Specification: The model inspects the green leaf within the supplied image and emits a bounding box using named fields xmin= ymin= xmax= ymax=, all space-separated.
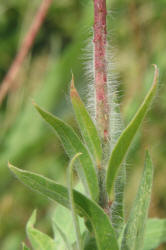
xmin=22 ymin=243 xmax=30 ymax=250
xmin=83 ymin=232 xmax=97 ymax=250
xmin=111 ymin=164 xmax=126 ymax=235
xmin=33 ymin=103 xmax=99 ymax=201
xmin=70 ymin=76 xmax=102 ymax=167
xmin=52 ymin=203 xmax=85 ymax=248
xmin=9 ymin=164 xmax=119 ymax=250
xmin=144 ymin=218 xmax=166 ymax=250
xmin=26 ymin=210 xmax=56 ymax=250
xmin=106 ymin=65 xmax=158 ymax=196
xmin=110 ymin=106 xmax=126 ymax=235
xmin=52 ymin=221 xmax=72 ymax=250
xmin=121 ymin=151 xmax=153 ymax=250
xmin=68 ymin=153 xmax=83 ymax=250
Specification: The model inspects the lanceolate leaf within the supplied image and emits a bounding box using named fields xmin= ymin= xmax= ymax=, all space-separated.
xmin=26 ymin=210 xmax=56 ymax=250
xmin=70 ymin=76 xmax=102 ymax=167
xmin=121 ymin=152 xmax=153 ymax=250
xmin=9 ymin=164 xmax=119 ymax=250
xmin=68 ymin=153 xmax=83 ymax=250
xmin=106 ymin=66 xmax=158 ymax=196
xmin=144 ymin=218 xmax=166 ymax=250
xmin=33 ymin=103 xmax=99 ymax=201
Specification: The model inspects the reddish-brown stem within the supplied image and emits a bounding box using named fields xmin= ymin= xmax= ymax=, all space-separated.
xmin=93 ymin=0 xmax=109 ymax=143
xmin=0 ymin=0 xmax=53 ymax=105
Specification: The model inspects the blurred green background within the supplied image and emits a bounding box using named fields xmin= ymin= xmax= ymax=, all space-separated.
xmin=0 ymin=0 xmax=165 ymax=249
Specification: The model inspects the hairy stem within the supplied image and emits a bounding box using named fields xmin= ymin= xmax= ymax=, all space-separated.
xmin=0 ymin=0 xmax=53 ymax=105
xmin=93 ymin=0 xmax=109 ymax=143
xmin=93 ymin=0 xmax=110 ymax=211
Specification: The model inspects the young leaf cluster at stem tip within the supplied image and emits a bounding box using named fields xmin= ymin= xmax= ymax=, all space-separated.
xmin=8 ymin=63 xmax=166 ymax=250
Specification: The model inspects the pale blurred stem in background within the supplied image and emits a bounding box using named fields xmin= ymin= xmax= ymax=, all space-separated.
xmin=93 ymin=0 xmax=110 ymax=210
xmin=0 ymin=0 xmax=53 ymax=106
xmin=93 ymin=0 xmax=109 ymax=144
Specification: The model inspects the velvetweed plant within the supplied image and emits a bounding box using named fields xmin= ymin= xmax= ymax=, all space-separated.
xmin=8 ymin=0 xmax=166 ymax=250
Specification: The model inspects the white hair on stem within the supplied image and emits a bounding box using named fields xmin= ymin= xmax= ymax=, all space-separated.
xmin=81 ymin=9 xmax=128 ymax=232
xmin=82 ymin=26 xmax=123 ymax=157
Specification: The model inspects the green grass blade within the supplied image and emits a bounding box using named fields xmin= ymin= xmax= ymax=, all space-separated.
xmin=121 ymin=151 xmax=153 ymax=250
xmin=52 ymin=222 xmax=72 ymax=250
xmin=22 ymin=243 xmax=30 ymax=250
xmin=70 ymin=77 xmax=102 ymax=168
xmin=9 ymin=164 xmax=119 ymax=250
xmin=143 ymin=218 xmax=166 ymax=250
xmin=26 ymin=210 xmax=56 ymax=250
xmin=106 ymin=65 xmax=158 ymax=196
xmin=68 ymin=153 xmax=83 ymax=250
xmin=33 ymin=103 xmax=99 ymax=201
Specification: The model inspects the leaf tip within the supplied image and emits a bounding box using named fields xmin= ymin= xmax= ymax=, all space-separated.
xmin=152 ymin=64 xmax=159 ymax=87
xmin=8 ymin=162 xmax=24 ymax=178
xmin=8 ymin=161 xmax=15 ymax=171
xmin=32 ymin=102 xmax=43 ymax=116
xmin=27 ymin=209 xmax=37 ymax=229
xmin=32 ymin=101 xmax=39 ymax=110
xmin=69 ymin=152 xmax=83 ymax=170
xmin=70 ymin=74 xmax=79 ymax=99
xmin=71 ymin=73 xmax=75 ymax=89
xmin=31 ymin=209 xmax=37 ymax=221
xmin=31 ymin=99 xmax=36 ymax=106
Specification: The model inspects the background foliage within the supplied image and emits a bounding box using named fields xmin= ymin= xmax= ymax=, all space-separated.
xmin=0 ymin=0 xmax=165 ymax=249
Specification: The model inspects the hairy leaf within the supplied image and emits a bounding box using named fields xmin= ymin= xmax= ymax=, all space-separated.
xmin=144 ymin=218 xmax=166 ymax=250
xmin=70 ymin=77 xmax=102 ymax=167
xmin=33 ymin=103 xmax=99 ymax=201
xmin=9 ymin=164 xmax=119 ymax=250
xmin=111 ymin=164 xmax=126 ymax=236
xmin=121 ymin=152 xmax=153 ymax=250
xmin=106 ymin=65 xmax=158 ymax=196
xmin=26 ymin=210 xmax=56 ymax=250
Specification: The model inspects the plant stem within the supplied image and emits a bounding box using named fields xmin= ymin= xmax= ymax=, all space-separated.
xmin=93 ymin=0 xmax=110 ymax=212
xmin=0 ymin=0 xmax=53 ymax=106
xmin=93 ymin=0 xmax=109 ymax=143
